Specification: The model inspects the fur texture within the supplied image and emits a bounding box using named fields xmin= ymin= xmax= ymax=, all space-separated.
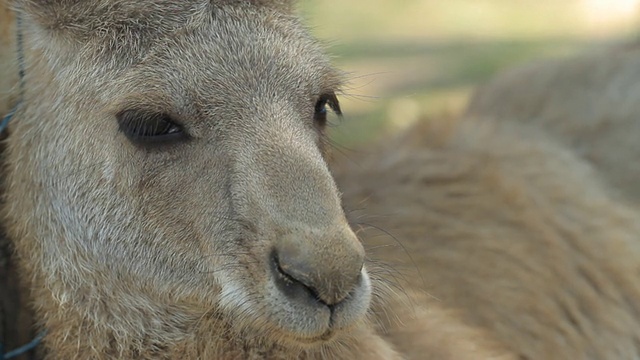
xmin=465 ymin=42 xmax=640 ymax=205
xmin=336 ymin=116 xmax=640 ymax=359
xmin=0 ymin=0 xmax=511 ymax=359
xmin=2 ymin=0 xmax=640 ymax=359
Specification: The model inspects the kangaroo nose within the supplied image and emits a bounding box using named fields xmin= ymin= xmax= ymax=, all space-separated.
xmin=271 ymin=228 xmax=365 ymax=306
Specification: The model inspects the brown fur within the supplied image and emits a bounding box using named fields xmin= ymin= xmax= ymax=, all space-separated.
xmin=0 ymin=0 xmax=512 ymax=359
xmin=336 ymin=116 xmax=640 ymax=359
xmin=3 ymin=0 xmax=640 ymax=359
xmin=465 ymin=43 xmax=640 ymax=205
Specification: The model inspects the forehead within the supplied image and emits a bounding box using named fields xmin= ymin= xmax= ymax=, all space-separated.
xmin=112 ymin=6 xmax=343 ymax=108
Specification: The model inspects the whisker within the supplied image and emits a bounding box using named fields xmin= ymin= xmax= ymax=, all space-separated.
xmin=352 ymin=220 xmax=429 ymax=296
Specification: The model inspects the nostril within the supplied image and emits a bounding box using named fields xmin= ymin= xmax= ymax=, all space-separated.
xmin=271 ymin=228 xmax=365 ymax=307
xmin=272 ymin=252 xmax=327 ymax=306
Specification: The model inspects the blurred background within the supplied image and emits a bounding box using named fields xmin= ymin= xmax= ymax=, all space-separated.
xmin=297 ymin=0 xmax=640 ymax=148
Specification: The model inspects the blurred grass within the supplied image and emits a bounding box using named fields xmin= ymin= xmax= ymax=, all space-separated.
xmin=297 ymin=0 xmax=640 ymax=148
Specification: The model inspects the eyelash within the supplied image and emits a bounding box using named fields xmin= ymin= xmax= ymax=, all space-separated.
xmin=314 ymin=93 xmax=342 ymax=127
xmin=116 ymin=110 xmax=187 ymax=145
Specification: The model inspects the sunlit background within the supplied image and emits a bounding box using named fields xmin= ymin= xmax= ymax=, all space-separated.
xmin=298 ymin=0 xmax=640 ymax=147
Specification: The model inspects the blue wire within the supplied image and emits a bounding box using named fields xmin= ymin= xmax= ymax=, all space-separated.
xmin=2 ymin=331 xmax=46 ymax=359
xmin=0 ymin=106 xmax=16 ymax=134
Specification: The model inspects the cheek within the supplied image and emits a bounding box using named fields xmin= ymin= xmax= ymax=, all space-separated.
xmin=132 ymin=155 xmax=235 ymax=255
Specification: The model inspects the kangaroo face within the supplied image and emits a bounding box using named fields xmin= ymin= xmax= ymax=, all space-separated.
xmin=5 ymin=2 xmax=370 ymax=348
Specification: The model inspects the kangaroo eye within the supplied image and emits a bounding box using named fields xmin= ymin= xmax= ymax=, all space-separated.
xmin=117 ymin=110 xmax=187 ymax=145
xmin=314 ymin=93 xmax=342 ymax=127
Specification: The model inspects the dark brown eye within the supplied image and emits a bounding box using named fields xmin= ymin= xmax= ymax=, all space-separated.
xmin=116 ymin=110 xmax=187 ymax=145
xmin=314 ymin=93 xmax=342 ymax=127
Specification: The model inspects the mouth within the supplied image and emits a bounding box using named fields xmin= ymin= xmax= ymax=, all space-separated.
xmin=217 ymin=257 xmax=372 ymax=348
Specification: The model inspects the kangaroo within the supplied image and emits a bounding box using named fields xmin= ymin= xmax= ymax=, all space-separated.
xmin=2 ymin=0 xmax=640 ymax=359
xmin=0 ymin=0 xmax=512 ymax=359
xmin=465 ymin=42 xmax=640 ymax=205
xmin=335 ymin=116 xmax=640 ymax=359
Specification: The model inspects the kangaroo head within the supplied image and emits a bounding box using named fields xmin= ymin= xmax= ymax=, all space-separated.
xmin=4 ymin=0 xmax=371 ymax=350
